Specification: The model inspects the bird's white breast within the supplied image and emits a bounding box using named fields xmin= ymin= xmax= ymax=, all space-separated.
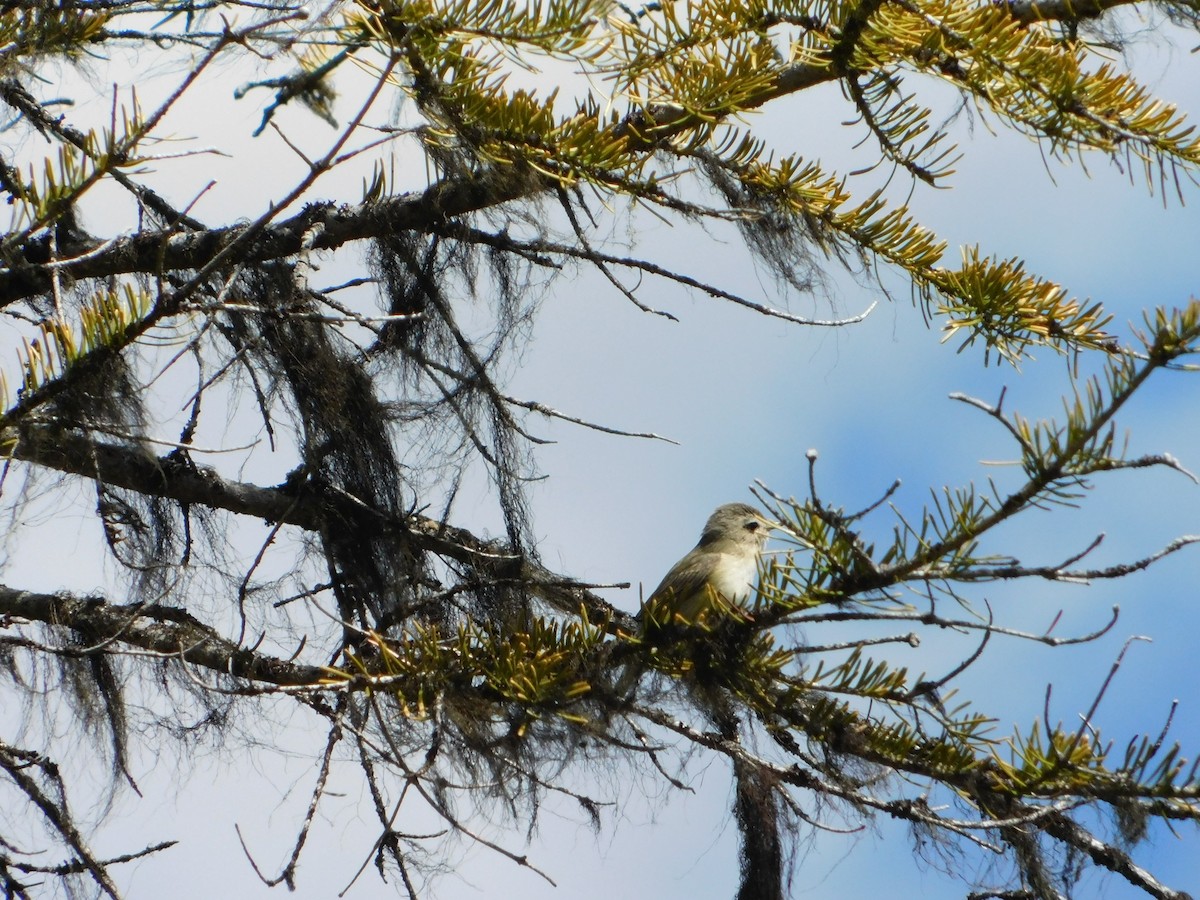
xmin=710 ymin=551 xmax=758 ymax=602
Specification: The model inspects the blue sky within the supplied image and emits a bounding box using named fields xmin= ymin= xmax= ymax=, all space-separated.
xmin=4 ymin=10 xmax=1198 ymax=900
xmin=498 ymin=27 xmax=1200 ymax=900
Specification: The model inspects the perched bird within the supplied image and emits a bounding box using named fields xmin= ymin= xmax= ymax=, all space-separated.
xmin=643 ymin=502 xmax=773 ymax=624
xmin=638 ymin=502 xmax=784 ymax=900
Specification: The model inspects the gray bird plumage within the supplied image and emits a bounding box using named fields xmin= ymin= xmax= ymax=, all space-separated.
xmin=645 ymin=502 xmax=771 ymax=622
xmin=636 ymin=502 xmax=783 ymax=900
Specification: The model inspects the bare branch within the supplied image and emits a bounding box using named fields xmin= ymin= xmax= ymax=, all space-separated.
xmin=5 ymin=426 xmax=634 ymax=628
xmin=0 ymin=742 xmax=124 ymax=899
xmin=0 ymin=585 xmax=328 ymax=686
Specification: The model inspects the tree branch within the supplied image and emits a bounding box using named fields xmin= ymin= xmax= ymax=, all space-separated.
xmin=1001 ymin=0 xmax=1143 ymax=24
xmin=0 ymin=168 xmax=544 ymax=308
xmin=7 ymin=425 xmax=634 ymax=629
xmin=0 ymin=0 xmax=1152 ymax=308
xmin=0 ymin=585 xmax=327 ymax=686
xmin=0 ymin=741 xmax=124 ymax=900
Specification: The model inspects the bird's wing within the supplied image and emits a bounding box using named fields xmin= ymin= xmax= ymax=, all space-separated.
xmin=647 ymin=555 xmax=707 ymax=603
xmin=645 ymin=549 xmax=719 ymax=620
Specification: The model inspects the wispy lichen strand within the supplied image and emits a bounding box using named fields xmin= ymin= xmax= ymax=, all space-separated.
xmin=347 ymin=0 xmax=1196 ymax=365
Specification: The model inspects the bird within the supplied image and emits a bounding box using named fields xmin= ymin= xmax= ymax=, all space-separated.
xmin=642 ymin=502 xmax=773 ymax=625
xmin=636 ymin=503 xmax=785 ymax=900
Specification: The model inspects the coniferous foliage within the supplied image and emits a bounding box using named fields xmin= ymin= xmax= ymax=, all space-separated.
xmin=0 ymin=2 xmax=1197 ymax=899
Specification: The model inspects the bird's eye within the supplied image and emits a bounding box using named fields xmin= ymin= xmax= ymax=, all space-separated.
xmin=746 ymin=520 xmax=760 ymax=531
